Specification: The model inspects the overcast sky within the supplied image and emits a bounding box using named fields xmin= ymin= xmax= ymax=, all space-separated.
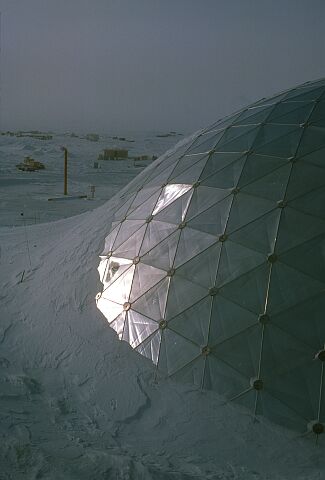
xmin=1 ymin=0 xmax=324 ymax=133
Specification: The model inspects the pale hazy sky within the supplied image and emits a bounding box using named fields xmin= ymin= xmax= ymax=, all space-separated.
xmin=1 ymin=0 xmax=324 ymax=133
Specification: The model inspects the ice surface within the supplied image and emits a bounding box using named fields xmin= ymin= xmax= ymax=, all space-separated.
xmin=0 ymin=132 xmax=324 ymax=479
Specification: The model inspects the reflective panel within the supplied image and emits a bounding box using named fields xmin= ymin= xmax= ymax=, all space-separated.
xmin=97 ymin=78 xmax=325 ymax=433
xmin=153 ymin=184 xmax=192 ymax=215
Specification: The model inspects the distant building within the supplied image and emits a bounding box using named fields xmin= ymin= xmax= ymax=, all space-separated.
xmin=86 ymin=133 xmax=99 ymax=142
xmin=16 ymin=132 xmax=53 ymax=140
xmin=98 ymin=149 xmax=128 ymax=160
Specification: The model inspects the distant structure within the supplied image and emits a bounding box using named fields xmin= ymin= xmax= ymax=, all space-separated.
xmin=16 ymin=132 xmax=53 ymax=140
xmin=86 ymin=133 xmax=99 ymax=142
xmin=98 ymin=148 xmax=128 ymax=160
xmin=156 ymin=131 xmax=182 ymax=138
xmin=1 ymin=131 xmax=53 ymax=140
xmin=133 ymin=155 xmax=150 ymax=161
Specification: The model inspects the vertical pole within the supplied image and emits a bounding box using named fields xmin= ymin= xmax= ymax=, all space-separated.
xmin=0 ymin=12 xmax=2 ymax=133
xmin=64 ymin=147 xmax=68 ymax=195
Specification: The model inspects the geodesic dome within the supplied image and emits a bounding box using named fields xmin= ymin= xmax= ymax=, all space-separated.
xmin=96 ymin=78 xmax=325 ymax=434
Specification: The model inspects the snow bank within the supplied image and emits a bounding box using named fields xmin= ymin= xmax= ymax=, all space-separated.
xmin=0 ymin=181 xmax=324 ymax=479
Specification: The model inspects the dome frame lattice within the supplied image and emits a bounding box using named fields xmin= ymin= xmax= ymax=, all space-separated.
xmin=96 ymin=79 xmax=325 ymax=435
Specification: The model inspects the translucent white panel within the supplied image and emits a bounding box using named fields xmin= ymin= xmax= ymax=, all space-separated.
xmin=214 ymin=125 xmax=259 ymax=152
xmin=113 ymin=193 xmax=137 ymax=221
xmin=249 ymin=90 xmax=300 ymax=109
xmin=170 ymin=152 xmax=208 ymax=180
xmin=200 ymin=151 xmax=245 ymax=180
xmin=211 ymin=325 xmax=261 ymax=378
xmin=101 ymin=225 xmax=120 ymax=255
xmin=267 ymin=262 xmax=325 ymax=316
xmin=201 ymin=111 xmax=241 ymax=134
xmin=174 ymin=242 xmax=222 ymax=289
xmin=238 ymin=153 xmax=288 ymax=188
xmin=127 ymin=190 xmax=161 ymax=220
xmin=217 ymin=241 xmax=266 ymax=287
xmin=201 ymin=156 xmax=246 ymax=189
xmin=226 ymin=193 xmax=275 ymax=233
xmin=290 ymin=185 xmax=325 ymax=219
xmin=188 ymin=196 xmax=232 ymax=237
xmin=129 ymin=186 xmax=161 ymax=213
xmin=256 ymin=390 xmax=307 ymax=433
xmin=217 ymin=125 xmax=258 ymax=147
xmin=233 ymin=105 xmax=273 ymax=126
xmin=123 ymin=311 xmax=159 ymax=349
xmin=153 ymin=184 xmax=192 ymax=215
xmin=132 ymin=278 xmax=170 ymax=320
xmin=140 ymin=220 xmax=177 ymax=255
xmin=169 ymin=156 xmax=208 ymax=184
xmin=174 ymin=227 xmax=216 ymax=267
xmin=261 ymin=326 xmax=319 ymax=420
xmin=300 ymin=145 xmax=325 ymax=168
xmin=165 ymin=275 xmax=207 ymax=319
xmin=98 ymin=256 xmax=132 ymax=292
xmin=268 ymin=101 xmax=314 ymax=125
xmin=168 ymin=296 xmax=212 ymax=346
xmin=283 ymin=85 xmax=325 ymax=102
xmin=309 ymin=99 xmax=325 ymax=128
xmin=280 ymin=234 xmax=325 ymax=283
xmin=153 ymin=191 xmax=194 ymax=225
xmin=220 ymin=263 xmax=270 ymax=315
xmin=285 ymin=161 xmax=325 ymax=201
xmin=143 ymin=154 xmax=184 ymax=188
xmin=276 ymin=206 xmax=325 ymax=253
xmin=113 ymin=220 xmax=145 ymax=250
xmin=141 ymin=230 xmax=180 ymax=271
xmin=272 ymin=293 xmax=325 ymax=350
xmin=130 ymin=263 xmax=166 ymax=302
xmin=170 ymin=355 xmax=206 ymax=387
xmin=296 ymin=125 xmax=325 ymax=157
xmin=145 ymin=164 xmax=176 ymax=189
xmin=158 ymin=329 xmax=201 ymax=375
xmin=186 ymin=185 xmax=231 ymax=220
xmin=253 ymin=127 xmax=303 ymax=158
xmin=242 ymin=163 xmax=291 ymax=201
xmin=209 ymin=296 xmax=257 ymax=346
xmin=135 ymin=330 xmax=162 ymax=365
xmin=109 ymin=313 xmax=126 ymax=340
xmin=203 ymin=354 xmax=249 ymax=397
xmin=114 ymin=225 xmax=147 ymax=259
xmin=185 ymin=129 xmax=224 ymax=154
xmin=102 ymin=265 xmax=135 ymax=305
xmin=96 ymin=297 xmax=124 ymax=324
xmin=229 ymin=208 xmax=281 ymax=254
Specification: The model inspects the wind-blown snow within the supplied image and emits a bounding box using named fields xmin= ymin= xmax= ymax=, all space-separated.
xmin=0 ymin=135 xmax=324 ymax=479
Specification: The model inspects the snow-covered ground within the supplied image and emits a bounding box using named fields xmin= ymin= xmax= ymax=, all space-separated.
xmin=0 ymin=132 xmax=180 ymax=227
xmin=0 ymin=133 xmax=324 ymax=479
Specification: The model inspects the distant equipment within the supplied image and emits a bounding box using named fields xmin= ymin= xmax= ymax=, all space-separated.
xmin=16 ymin=156 xmax=45 ymax=172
